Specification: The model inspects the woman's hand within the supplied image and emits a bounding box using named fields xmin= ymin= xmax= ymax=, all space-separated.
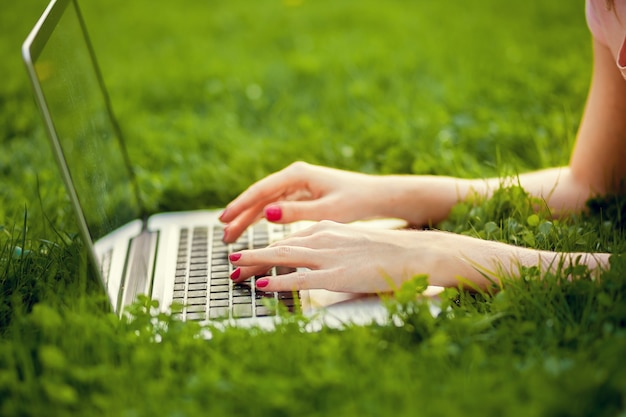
xmin=228 ymin=220 xmax=610 ymax=293
xmin=228 ymin=220 xmax=476 ymax=293
xmin=219 ymin=162 xmax=387 ymax=243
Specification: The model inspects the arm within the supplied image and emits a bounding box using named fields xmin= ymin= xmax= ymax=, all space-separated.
xmin=226 ymin=39 xmax=626 ymax=292
xmin=229 ymin=223 xmax=610 ymax=292
xmin=222 ymin=39 xmax=626 ymax=239
xmin=376 ymin=38 xmax=626 ymax=227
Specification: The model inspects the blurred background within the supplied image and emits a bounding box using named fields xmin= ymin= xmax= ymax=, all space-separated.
xmin=1 ymin=0 xmax=590 ymax=238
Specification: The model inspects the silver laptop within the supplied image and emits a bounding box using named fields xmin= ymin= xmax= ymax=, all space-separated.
xmin=22 ymin=0 xmax=440 ymax=328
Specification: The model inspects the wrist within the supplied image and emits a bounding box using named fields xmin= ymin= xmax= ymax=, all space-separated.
xmin=372 ymin=176 xmax=478 ymax=226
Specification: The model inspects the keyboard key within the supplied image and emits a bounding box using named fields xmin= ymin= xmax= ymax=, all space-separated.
xmin=210 ymin=278 xmax=229 ymax=286
xmin=188 ymin=276 xmax=208 ymax=285
xmin=186 ymin=304 xmax=207 ymax=313
xmin=211 ymin=264 xmax=229 ymax=272
xmin=278 ymin=291 xmax=297 ymax=300
xmin=209 ymin=299 xmax=228 ymax=308
xmin=209 ymin=307 xmax=229 ymax=319
xmin=186 ymin=297 xmax=207 ymax=306
xmin=232 ymin=285 xmax=251 ymax=297
xmin=256 ymin=305 xmax=273 ymax=317
xmin=190 ymin=263 xmax=208 ymax=271
xmin=187 ymin=312 xmax=206 ymax=321
xmin=210 ymin=292 xmax=229 ymax=300
xmin=255 ymin=291 xmax=274 ymax=300
xmin=188 ymin=283 xmax=207 ymax=291
xmin=187 ymin=290 xmax=207 ymax=299
xmin=210 ymin=284 xmax=229 ymax=293
xmin=276 ymin=266 xmax=297 ymax=275
xmin=189 ymin=269 xmax=208 ymax=278
xmin=233 ymin=304 xmax=252 ymax=318
xmin=232 ymin=296 xmax=252 ymax=305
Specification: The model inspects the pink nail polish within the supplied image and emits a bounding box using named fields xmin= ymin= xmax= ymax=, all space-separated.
xmin=229 ymin=253 xmax=241 ymax=262
xmin=230 ymin=268 xmax=241 ymax=280
xmin=265 ymin=205 xmax=282 ymax=222
xmin=256 ymin=278 xmax=269 ymax=288
xmin=219 ymin=208 xmax=229 ymax=221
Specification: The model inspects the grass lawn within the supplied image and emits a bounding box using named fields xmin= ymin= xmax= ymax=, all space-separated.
xmin=1 ymin=0 xmax=625 ymax=415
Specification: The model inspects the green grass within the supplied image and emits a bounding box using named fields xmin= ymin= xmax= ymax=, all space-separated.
xmin=1 ymin=0 xmax=625 ymax=415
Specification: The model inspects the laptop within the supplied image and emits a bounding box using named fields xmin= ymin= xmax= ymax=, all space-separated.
xmin=22 ymin=0 xmax=441 ymax=329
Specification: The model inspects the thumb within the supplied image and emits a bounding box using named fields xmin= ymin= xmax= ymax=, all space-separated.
xmin=264 ymin=199 xmax=334 ymax=223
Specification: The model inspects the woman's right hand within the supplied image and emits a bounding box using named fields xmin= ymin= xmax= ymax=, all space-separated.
xmin=219 ymin=161 xmax=387 ymax=243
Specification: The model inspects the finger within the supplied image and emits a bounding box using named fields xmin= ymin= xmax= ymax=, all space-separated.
xmin=219 ymin=166 xmax=307 ymax=223
xmin=262 ymin=197 xmax=340 ymax=224
xmin=229 ymin=265 xmax=272 ymax=282
xmin=230 ymin=246 xmax=320 ymax=270
xmin=255 ymin=269 xmax=332 ymax=292
xmin=220 ymin=187 xmax=283 ymax=223
xmin=224 ymin=189 xmax=323 ymax=241
xmin=222 ymin=201 xmax=267 ymax=243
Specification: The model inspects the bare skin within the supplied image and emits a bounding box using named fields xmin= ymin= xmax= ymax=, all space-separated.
xmin=220 ymin=38 xmax=626 ymax=293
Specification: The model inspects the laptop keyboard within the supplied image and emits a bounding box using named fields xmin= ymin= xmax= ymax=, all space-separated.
xmin=172 ymin=222 xmax=299 ymax=321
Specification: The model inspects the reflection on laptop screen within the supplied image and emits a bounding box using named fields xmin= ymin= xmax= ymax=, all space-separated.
xmin=28 ymin=0 xmax=141 ymax=241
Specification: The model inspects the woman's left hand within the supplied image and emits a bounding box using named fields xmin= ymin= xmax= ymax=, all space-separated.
xmin=228 ymin=220 xmax=462 ymax=293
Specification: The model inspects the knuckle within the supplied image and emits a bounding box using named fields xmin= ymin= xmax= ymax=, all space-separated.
xmin=293 ymin=270 xmax=309 ymax=289
xmin=246 ymin=181 xmax=267 ymax=199
xmin=315 ymin=220 xmax=336 ymax=230
xmin=288 ymin=161 xmax=309 ymax=174
xmin=275 ymin=245 xmax=292 ymax=259
xmin=308 ymin=227 xmax=339 ymax=243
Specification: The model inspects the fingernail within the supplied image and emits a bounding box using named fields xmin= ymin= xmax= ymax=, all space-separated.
xmin=219 ymin=208 xmax=228 ymax=221
xmin=229 ymin=253 xmax=241 ymax=262
xmin=230 ymin=267 xmax=241 ymax=280
xmin=256 ymin=278 xmax=269 ymax=288
xmin=265 ymin=205 xmax=282 ymax=222
xmin=222 ymin=226 xmax=229 ymax=242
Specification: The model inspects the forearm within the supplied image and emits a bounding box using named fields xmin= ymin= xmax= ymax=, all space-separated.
xmin=420 ymin=231 xmax=609 ymax=288
xmin=372 ymin=166 xmax=594 ymax=226
xmin=378 ymin=38 xmax=626 ymax=228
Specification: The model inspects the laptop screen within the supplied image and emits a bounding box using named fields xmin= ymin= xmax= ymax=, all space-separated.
xmin=23 ymin=0 xmax=143 ymax=241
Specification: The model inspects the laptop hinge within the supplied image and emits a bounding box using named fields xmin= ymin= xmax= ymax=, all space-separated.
xmin=118 ymin=229 xmax=159 ymax=314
